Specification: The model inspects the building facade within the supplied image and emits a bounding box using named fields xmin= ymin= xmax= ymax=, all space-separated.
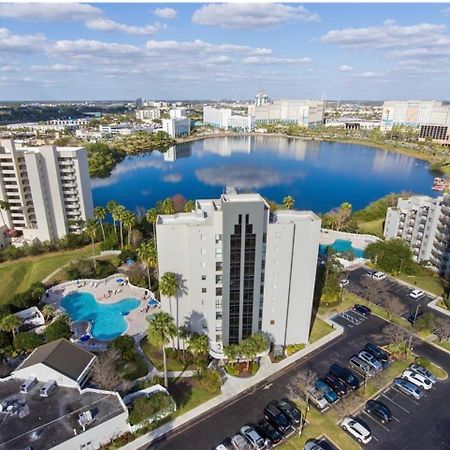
xmin=161 ymin=117 xmax=191 ymax=137
xmin=135 ymin=108 xmax=161 ymax=121
xmin=156 ymin=188 xmax=321 ymax=354
xmin=0 ymin=140 xmax=94 ymax=242
xmin=248 ymin=100 xmax=324 ymax=127
xmin=203 ymin=106 xmax=255 ymax=131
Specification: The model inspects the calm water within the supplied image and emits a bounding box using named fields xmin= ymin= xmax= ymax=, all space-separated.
xmin=61 ymin=291 xmax=140 ymax=341
xmin=92 ymin=136 xmax=438 ymax=213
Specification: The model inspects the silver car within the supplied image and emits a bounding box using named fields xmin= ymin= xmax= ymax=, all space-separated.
xmin=410 ymin=363 xmax=437 ymax=384
xmin=358 ymin=350 xmax=382 ymax=371
xmin=240 ymin=426 xmax=267 ymax=450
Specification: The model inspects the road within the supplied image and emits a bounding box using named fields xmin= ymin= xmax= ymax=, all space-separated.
xmin=147 ymin=314 xmax=450 ymax=450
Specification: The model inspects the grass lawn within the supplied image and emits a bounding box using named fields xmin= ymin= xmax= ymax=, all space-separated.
xmin=396 ymin=273 xmax=445 ymax=297
xmin=0 ymin=245 xmax=95 ymax=304
xmin=357 ymin=218 xmax=384 ymax=237
xmin=437 ymin=340 xmax=450 ymax=353
xmin=309 ymin=317 xmax=334 ymax=343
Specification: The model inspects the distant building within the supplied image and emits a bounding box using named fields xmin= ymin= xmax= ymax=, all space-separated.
xmin=136 ymin=97 xmax=145 ymax=107
xmin=255 ymin=91 xmax=269 ymax=107
xmin=135 ymin=108 xmax=161 ymax=122
xmin=0 ymin=140 xmax=94 ymax=243
xmin=169 ymin=108 xmax=188 ymax=119
xmin=156 ymin=187 xmax=320 ymax=355
xmin=203 ymin=106 xmax=255 ymax=131
xmin=325 ymin=118 xmax=380 ymax=130
xmin=162 ymin=117 xmax=191 ymax=137
xmin=248 ymin=100 xmax=324 ymax=127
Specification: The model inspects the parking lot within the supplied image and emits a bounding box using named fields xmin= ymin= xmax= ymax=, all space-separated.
xmin=331 ymin=307 xmax=371 ymax=329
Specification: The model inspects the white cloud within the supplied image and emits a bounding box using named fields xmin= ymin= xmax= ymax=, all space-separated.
xmin=153 ymin=8 xmax=177 ymax=20
xmin=192 ymin=3 xmax=319 ymax=29
xmin=338 ymin=64 xmax=353 ymax=72
xmin=351 ymin=71 xmax=384 ymax=78
xmin=0 ymin=3 xmax=102 ymax=21
xmin=206 ymin=56 xmax=233 ymax=64
xmin=0 ymin=28 xmax=47 ymax=53
xmin=0 ymin=64 xmax=19 ymax=73
xmin=31 ymin=64 xmax=75 ymax=72
xmin=85 ymin=18 xmax=159 ymax=36
xmin=243 ymin=56 xmax=311 ymax=65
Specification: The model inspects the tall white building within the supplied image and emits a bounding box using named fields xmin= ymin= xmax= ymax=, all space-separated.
xmin=203 ymin=106 xmax=255 ymax=131
xmin=248 ymin=100 xmax=324 ymax=127
xmin=169 ymin=108 xmax=187 ymax=119
xmin=162 ymin=117 xmax=191 ymax=137
xmin=135 ymin=108 xmax=161 ymax=122
xmin=255 ymin=92 xmax=269 ymax=107
xmin=0 ymin=140 xmax=94 ymax=242
xmin=156 ymin=187 xmax=321 ymax=355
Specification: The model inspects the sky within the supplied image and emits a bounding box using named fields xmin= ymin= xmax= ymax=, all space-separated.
xmin=1 ymin=2 xmax=450 ymax=101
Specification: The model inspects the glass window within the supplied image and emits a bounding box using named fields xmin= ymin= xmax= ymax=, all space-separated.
xmin=201 ymin=248 xmax=207 ymax=255
xmin=201 ymin=275 xmax=206 ymax=281
xmin=270 ymin=320 xmax=275 ymax=325
xmin=202 ymin=288 xmax=207 ymax=293
xmin=216 ymin=287 xmax=222 ymax=296
xmin=201 ymin=261 xmax=206 ymax=268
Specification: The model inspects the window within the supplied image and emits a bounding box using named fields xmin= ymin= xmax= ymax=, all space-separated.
xmin=202 ymin=288 xmax=207 ymax=294
xmin=216 ymin=311 xmax=222 ymax=320
xmin=201 ymin=261 xmax=206 ymax=268
xmin=215 ymin=298 xmax=222 ymax=309
xmin=215 ymin=233 xmax=222 ymax=243
xmin=216 ymin=274 xmax=223 ymax=284
xmin=201 ymin=248 xmax=207 ymax=255
xmin=216 ymin=261 xmax=223 ymax=271
xmin=201 ymin=274 xmax=206 ymax=281
xmin=200 ymin=234 xmax=206 ymax=241
xmin=215 ymin=248 xmax=223 ymax=258
xmin=270 ymin=320 xmax=275 ymax=325
xmin=216 ymin=287 xmax=222 ymax=296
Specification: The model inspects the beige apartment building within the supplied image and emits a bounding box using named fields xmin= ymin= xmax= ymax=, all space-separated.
xmin=0 ymin=139 xmax=94 ymax=243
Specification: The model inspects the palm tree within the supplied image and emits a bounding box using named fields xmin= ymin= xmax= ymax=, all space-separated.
xmin=137 ymin=241 xmax=157 ymax=289
xmin=184 ymin=200 xmax=195 ymax=212
xmin=122 ymin=210 xmax=136 ymax=246
xmin=224 ymin=344 xmax=240 ymax=363
xmin=85 ymin=218 xmax=98 ymax=270
xmin=107 ymin=200 xmax=119 ymax=235
xmin=116 ymin=205 xmax=126 ymax=249
xmin=240 ymin=337 xmax=258 ymax=371
xmin=94 ymin=206 xmax=107 ymax=241
xmin=282 ymin=195 xmax=295 ymax=210
xmin=188 ymin=333 xmax=209 ymax=360
xmin=0 ymin=314 xmax=22 ymax=339
xmin=147 ymin=312 xmax=177 ymax=387
xmin=42 ymin=305 xmax=56 ymax=322
xmin=146 ymin=208 xmax=158 ymax=246
xmin=251 ymin=332 xmax=268 ymax=354
xmin=159 ymin=272 xmax=180 ymax=345
xmin=157 ymin=198 xmax=176 ymax=215
xmin=178 ymin=325 xmax=191 ymax=362
xmin=0 ymin=200 xmax=10 ymax=227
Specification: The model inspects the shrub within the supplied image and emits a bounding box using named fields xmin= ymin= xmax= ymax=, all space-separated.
xmin=415 ymin=356 xmax=431 ymax=369
xmin=285 ymin=343 xmax=306 ymax=356
xmin=44 ymin=315 xmax=71 ymax=342
xmin=194 ymin=368 xmax=222 ymax=393
xmin=13 ymin=331 xmax=44 ymax=352
xmin=65 ymin=258 xmax=116 ymax=281
xmin=128 ymin=392 xmax=175 ymax=426
xmin=9 ymin=283 xmax=45 ymax=310
xmin=111 ymin=335 xmax=136 ymax=362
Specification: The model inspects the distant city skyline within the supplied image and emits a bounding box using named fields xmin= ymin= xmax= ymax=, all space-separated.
xmin=1 ymin=2 xmax=450 ymax=100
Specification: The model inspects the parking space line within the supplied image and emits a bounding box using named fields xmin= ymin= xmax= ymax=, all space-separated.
xmin=390 ymin=387 xmax=421 ymax=406
xmin=381 ymin=393 xmax=410 ymax=414
xmin=392 ymin=416 xmax=401 ymax=423
xmin=360 ymin=411 xmax=391 ymax=432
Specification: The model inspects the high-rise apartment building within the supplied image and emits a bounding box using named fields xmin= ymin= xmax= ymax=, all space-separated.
xmin=156 ymin=188 xmax=321 ymax=355
xmin=0 ymin=140 xmax=94 ymax=242
xmin=248 ymin=100 xmax=324 ymax=127
xmin=161 ymin=117 xmax=191 ymax=137
xmin=135 ymin=108 xmax=161 ymax=122
xmin=255 ymin=92 xmax=269 ymax=107
xmin=202 ymin=106 xmax=255 ymax=131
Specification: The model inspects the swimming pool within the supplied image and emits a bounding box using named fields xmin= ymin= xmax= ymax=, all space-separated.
xmin=319 ymin=239 xmax=365 ymax=259
xmin=61 ymin=291 xmax=140 ymax=341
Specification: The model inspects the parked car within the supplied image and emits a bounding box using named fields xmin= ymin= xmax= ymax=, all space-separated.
xmin=366 ymin=270 xmax=376 ymax=278
xmin=240 ymin=426 xmax=267 ymax=450
xmin=329 ymin=364 xmax=360 ymax=390
xmin=323 ymin=374 xmax=348 ymax=397
xmin=310 ymin=389 xmax=330 ymax=410
xmin=394 ymin=378 xmax=423 ymax=400
xmin=358 ymin=350 xmax=383 ymax=371
xmin=315 ymin=379 xmax=338 ymax=404
xmin=372 ymin=271 xmax=387 ymax=281
xmin=409 ymin=363 xmax=437 ymax=384
xmin=364 ymin=343 xmax=390 ymax=366
xmin=256 ymin=419 xmax=283 ymax=446
xmin=339 ymin=279 xmax=349 ymax=288
xmin=349 ymin=356 xmax=375 ymax=377
xmin=304 ymin=440 xmax=332 ymax=450
xmin=408 ymin=310 xmax=423 ymax=324
xmin=264 ymin=403 xmax=292 ymax=434
xmin=341 ymin=417 xmax=372 ymax=444
xmin=216 ymin=438 xmax=233 ymax=450
xmin=352 ymin=304 xmax=371 ymax=317
xmin=231 ymin=434 xmax=251 ymax=450
xmin=402 ymin=370 xmax=433 ymax=390
xmin=276 ymin=399 xmax=302 ymax=426
xmin=365 ymin=400 xmax=392 ymax=424
xmin=409 ymin=289 xmax=424 ymax=299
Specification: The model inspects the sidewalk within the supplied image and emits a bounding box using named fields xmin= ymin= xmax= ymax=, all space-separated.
xmin=121 ymin=317 xmax=344 ymax=450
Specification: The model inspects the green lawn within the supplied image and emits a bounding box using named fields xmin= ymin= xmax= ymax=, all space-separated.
xmin=396 ymin=273 xmax=445 ymax=297
xmin=309 ymin=317 xmax=334 ymax=343
xmin=0 ymin=245 xmax=94 ymax=304
xmin=357 ymin=218 xmax=384 ymax=237
xmin=438 ymin=340 xmax=450 ymax=352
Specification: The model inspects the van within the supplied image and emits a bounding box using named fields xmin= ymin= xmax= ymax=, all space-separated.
xmin=349 ymin=356 xmax=374 ymax=377
xmin=40 ymin=380 xmax=57 ymax=397
xmin=372 ymin=272 xmax=386 ymax=281
xmin=20 ymin=377 xmax=37 ymax=394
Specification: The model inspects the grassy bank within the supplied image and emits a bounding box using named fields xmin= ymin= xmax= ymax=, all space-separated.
xmin=396 ymin=273 xmax=446 ymax=297
xmin=309 ymin=317 xmax=334 ymax=343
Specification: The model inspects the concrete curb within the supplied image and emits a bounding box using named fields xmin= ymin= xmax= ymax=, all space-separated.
xmin=428 ymin=298 xmax=450 ymax=318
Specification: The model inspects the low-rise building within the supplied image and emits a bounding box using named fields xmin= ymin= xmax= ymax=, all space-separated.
xmin=325 ymin=118 xmax=380 ymax=130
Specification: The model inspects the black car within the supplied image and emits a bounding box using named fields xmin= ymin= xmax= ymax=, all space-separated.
xmin=264 ymin=403 xmax=292 ymax=434
xmin=365 ymin=343 xmax=390 ymax=365
xmin=329 ymin=364 xmax=360 ymax=390
xmin=408 ymin=310 xmax=423 ymax=324
xmin=365 ymin=400 xmax=392 ymax=424
xmin=353 ymin=304 xmax=371 ymax=316
xmin=323 ymin=374 xmax=348 ymax=397
xmin=256 ymin=419 xmax=283 ymax=446
xmin=276 ymin=399 xmax=302 ymax=426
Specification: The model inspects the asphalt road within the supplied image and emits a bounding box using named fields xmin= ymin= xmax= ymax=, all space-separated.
xmin=148 ymin=314 xmax=450 ymax=450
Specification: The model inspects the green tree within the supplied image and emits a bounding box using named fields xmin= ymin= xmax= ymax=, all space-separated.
xmin=94 ymin=206 xmax=107 ymax=241
xmin=41 ymin=304 xmax=56 ymax=322
xmin=137 ymin=241 xmax=158 ymax=290
xmin=188 ymin=333 xmax=209 ymax=359
xmin=147 ymin=312 xmax=177 ymax=387
xmin=365 ymin=239 xmax=415 ymax=274
xmin=117 ymin=205 xmax=126 ymax=249
xmin=44 ymin=315 xmax=71 ymax=342
xmin=184 ymin=200 xmax=195 ymax=212
xmin=0 ymin=200 xmax=10 ymax=227
xmin=14 ymin=331 xmax=43 ymax=352
xmin=122 ymin=210 xmax=136 ymax=247
xmin=250 ymin=333 xmax=268 ymax=354
xmin=146 ymin=208 xmax=158 ymax=246
xmin=239 ymin=336 xmax=258 ymax=371
xmin=224 ymin=344 xmax=240 ymax=362
xmin=282 ymin=195 xmax=295 ymax=210
xmin=157 ymin=198 xmax=176 ymax=215
xmin=107 ymin=200 xmax=119 ymax=235
xmin=0 ymin=314 xmax=22 ymax=339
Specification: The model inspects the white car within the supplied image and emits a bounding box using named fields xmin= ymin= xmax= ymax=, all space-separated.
xmin=339 ymin=279 xmax=350 ymax=288
xmin=240 ymin=426 xmax=266 ymax=450
xmin=341 ymin=417 xmax=372 ymax=444
xmin=402 ymin=370 xmax=433 ymax=390
xmin=409 ymin=363 xmax=437 ymax=384
xmin=372 ymin=271 xmax=386 ymax=281
xmin=409 ymin=289 xmax=424 ymax=299
xmin=231 ymin=434 xmax=251 ymax=450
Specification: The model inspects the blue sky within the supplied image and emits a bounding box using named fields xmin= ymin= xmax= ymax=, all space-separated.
xmin=1 ymin=2 xmax=450 ymax=100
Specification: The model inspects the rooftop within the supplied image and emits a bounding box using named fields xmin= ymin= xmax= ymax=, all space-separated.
xmin=271 ymin=210 xmax=320 ymax=224
xmin=0 ymin=379 xmax=126 ymax=450
xmin=16 ymin=339 xmax=95 ymax=382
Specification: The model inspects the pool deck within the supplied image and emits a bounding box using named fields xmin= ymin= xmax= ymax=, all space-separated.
xmin=320 ymin=229 xmax=380 ymax=249
xmin=44 ymin=274 xmax=159 ymax=349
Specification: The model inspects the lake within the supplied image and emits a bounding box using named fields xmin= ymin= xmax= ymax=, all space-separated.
xmin=91 ymin=135 xmax=438 ymax=214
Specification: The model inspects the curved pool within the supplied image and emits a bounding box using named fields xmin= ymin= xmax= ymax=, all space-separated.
xmin=319 ymin=239 xmax=365 ymax=259
xmin=61 ymin=291 xmax=140 ymax=341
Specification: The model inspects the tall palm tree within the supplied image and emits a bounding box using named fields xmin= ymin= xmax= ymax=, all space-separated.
xmin=137 ymin=241 xmax=157 ymax=289
xmin=107 ymin=200 xmax=119 ymax=235
xmin=184 ymin=200 xmax=195 ymax=212
xmin=159 ymin=272 xmax=180 ymax=346
xmin=146 ymin=208 xmax=158 ymax=246
xmin=282 ymin=195 xmax=295 ymax=210
xmin=0 ymin=314 xmax=22 ymax=339
xmin=178 ymin=325 xmax=191 ymax=362
xmin=42 ymin=304 xmax=56 ymax=322
xmin=188 ymin=333 xmax=209 ymax=360
xmin=122 ymin=210 xmax=136 ymax=246
xmin=85 ymin=218 xmax=98 ymax=270
xmin=223 ymin=344 xmax=240 ymax=363
xmin=251 ymin=333 xmax=268 ymax=354
xmin=94 ymin=206 xmax=107 ymax=241
xmin=147 ymin=312 xmax=177 ymax=387
xmin=116 ymin=205 xmax=126 ymax=249
xmin=0 ymin=200 xmax=10 ymax=227
xmin=240 ymin=337 xmax=258 ymax=371
xmin=158 ymin=198 xmax=176 ymax=214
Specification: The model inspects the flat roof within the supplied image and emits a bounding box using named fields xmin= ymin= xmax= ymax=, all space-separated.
xmin=271 ymin=210 xmax=320 ymax=224
xmin=0 ymin=379 xmax=126 ymax=450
